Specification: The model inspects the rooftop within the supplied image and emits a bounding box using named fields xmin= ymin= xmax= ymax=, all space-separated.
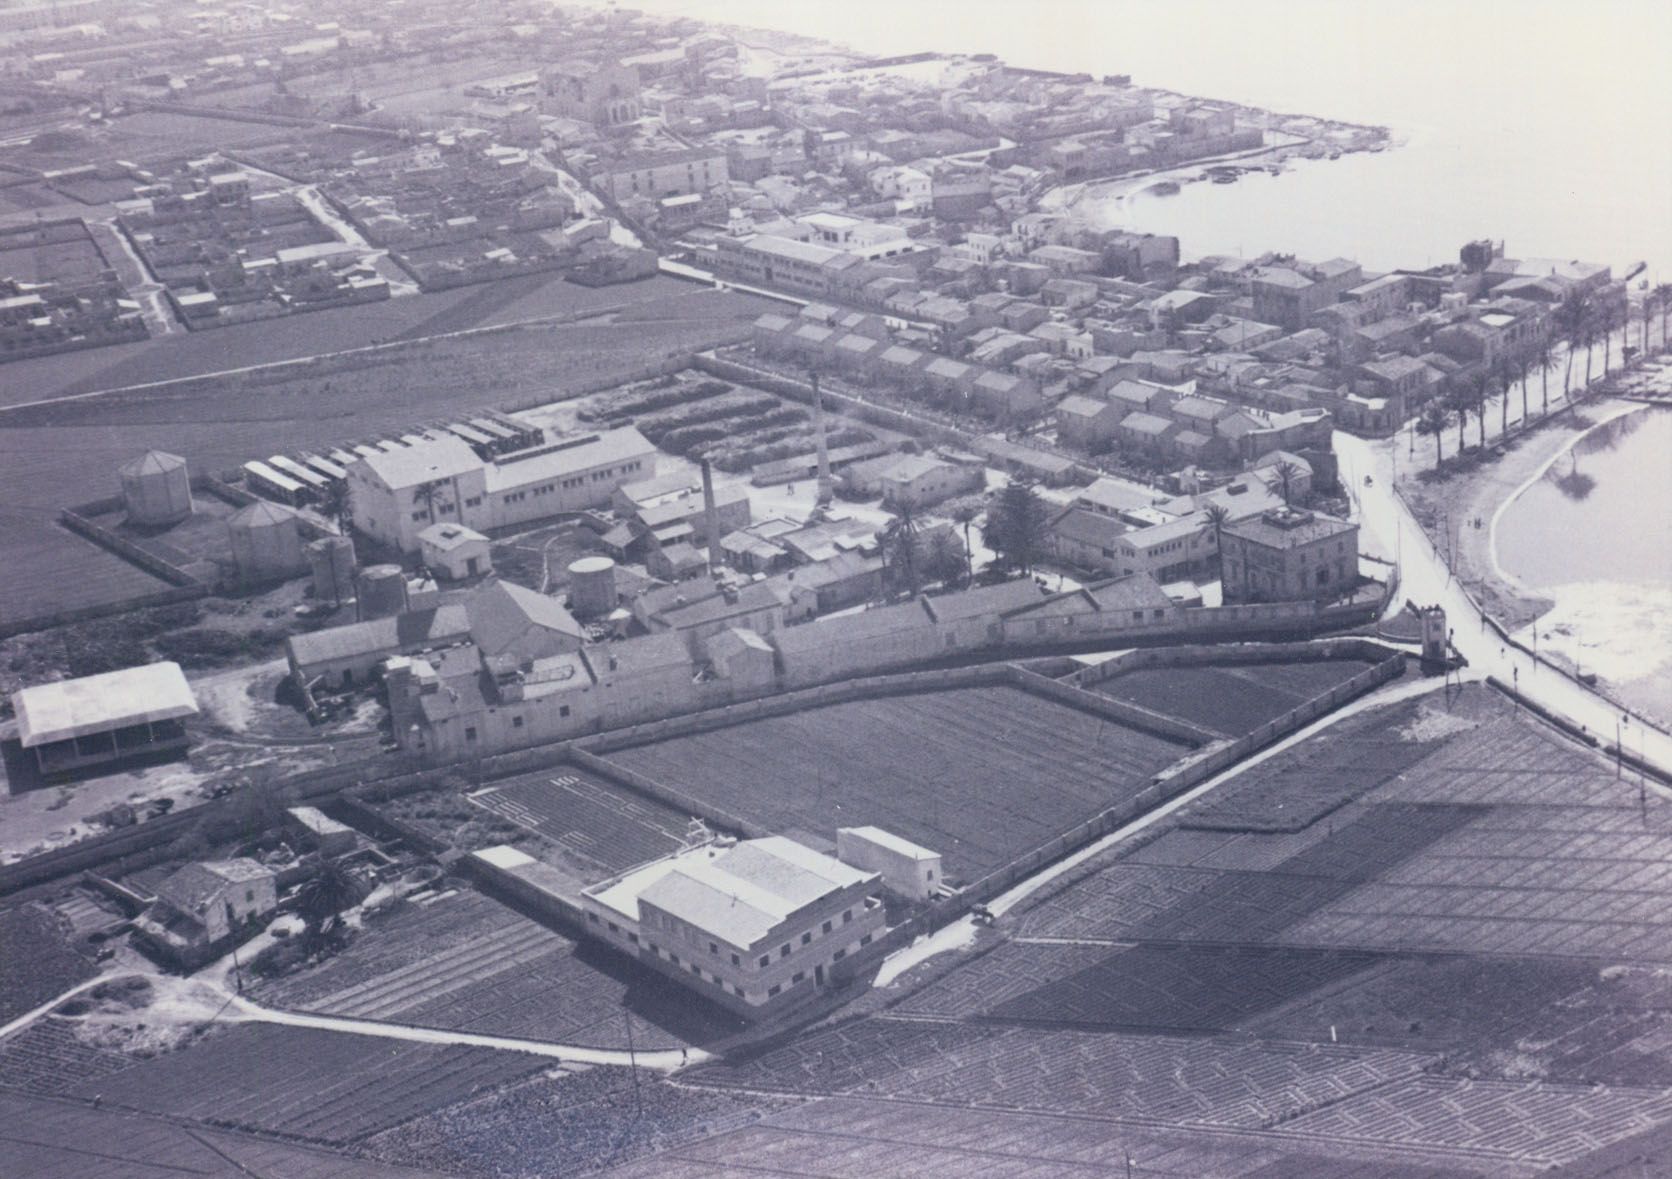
xmin=14 ymin=662 xmax=199 ymax=749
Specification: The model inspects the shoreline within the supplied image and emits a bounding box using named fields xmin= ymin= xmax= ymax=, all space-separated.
xmin=1396 ymin=383 xmax=1671 ymax=730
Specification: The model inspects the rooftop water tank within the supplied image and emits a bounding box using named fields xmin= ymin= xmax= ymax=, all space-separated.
xmin=307 ymin=534 xmax=356 ymax=606
xmin=119 ymin=450 xmax=193 ymax=527
xmin=227 ymin=500 xmax=305 ymax=582
xmin=356 ymin=563 xmax=408 ymax=620
xmin=567 ymin=555 xmax=617 ymax=617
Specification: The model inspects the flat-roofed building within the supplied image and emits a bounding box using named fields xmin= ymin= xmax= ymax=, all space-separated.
xmin=12 ymin=663 xmax=199 ymax=779
xmin=837 ymin=827 xmax=942 ymax=900
xmin=580 ymin=835 xmax=887 ymax=1017
xmin=1220 ymin=508 xmax=1360 ymax=604
xmin=348 ymin=429 xmax=654 ymax=552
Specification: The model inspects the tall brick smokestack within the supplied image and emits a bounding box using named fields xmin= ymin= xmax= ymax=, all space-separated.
xmin=811 ymin=369 xmax=832 ymax=507
xmin=701 ymin=458 xmax=720 ymax=578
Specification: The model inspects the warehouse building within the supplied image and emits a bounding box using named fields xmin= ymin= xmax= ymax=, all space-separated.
xmin=580 ymin=835 xmax=887 ymax=1018
xmin=11 ymin=663 xmax=199 ymax=780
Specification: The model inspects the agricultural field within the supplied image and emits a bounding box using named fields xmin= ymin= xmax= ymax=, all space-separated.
xmin=603 ymin=1098 xmax=1497 ymax=1179
xmin=1093 ymin=657 xmax=1379 ymax=738
xmin=0 ymin=1090 xmax=454 ymax=1179
xmin=256 ymin=889 xmax=738 ymax=1049
xmin=466 ymin=768 xmax=695 ymax=879
xmin=895 ymin=941 xmax=1384 ymax=1032
xmin=0 ymin=1018 xmax=132 ymax=1097
xmin=604 ymin=685 xmax=1191 ymax=882
xmin=367 ymin=1064 xmax=785 ymax=1178
xmin=690 ymin=1014 xmax=1432 ymax=1129
xmin=0 ymin=906 xmax=95 ymax=1025
xmin=63 ymin=1021 xmax=543 ymax=1146
xmin=11 ymin=112 xmax=296 ymax=170
xmin=1167 ymin=685 xmax=1470 ymax=832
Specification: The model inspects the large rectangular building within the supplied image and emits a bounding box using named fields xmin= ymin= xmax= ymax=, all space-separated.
xmin=581 ymin=836 xmax=886 ymax=1017
xmin=347 ymin=428 xmax=655 ymax=552
xmin=1220 ymin=509 xmax=1360 ymax=604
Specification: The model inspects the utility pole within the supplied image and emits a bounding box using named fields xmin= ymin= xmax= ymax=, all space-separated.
xmin=623 ymin=1008 xmax=643 ymax=1118
xmin=809 ymin=369 xmax=833 ymax=511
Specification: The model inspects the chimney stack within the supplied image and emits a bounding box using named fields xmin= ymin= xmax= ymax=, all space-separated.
xmin=700 ymin=458 xmax=721 ymax=577
xmin=810 ymin=369 xmax=833 ymax=510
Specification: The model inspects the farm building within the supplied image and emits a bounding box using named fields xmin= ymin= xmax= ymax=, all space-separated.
xmin=838 ymin=452 xmax=983 ymax=508
xmin=132 ymin=858 xmax=278 ymax=968
xmin=11 ymin=662 xmax=199 ymax=780
xmin=580 ymin=835 xmax=887 ymax=1018
xmin=284 ymin=806 xmax=356 ymax=856
xmin=837 ymin=826 xmax=942 ymax=901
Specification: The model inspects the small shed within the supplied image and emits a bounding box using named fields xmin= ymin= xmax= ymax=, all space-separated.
xmin=418 ymin=522 xmax=492 ymax=581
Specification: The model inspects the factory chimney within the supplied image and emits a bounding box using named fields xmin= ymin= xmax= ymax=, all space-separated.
xmin=810 ymin=369 xmax=833 ymax=510
xmin=700 ymin=458 xmax=721 ymax=577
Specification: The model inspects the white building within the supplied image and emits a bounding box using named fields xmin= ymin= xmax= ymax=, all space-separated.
xmin=348 ymin=428 xmax=655 ymax=552
xmin=837 ymin=827 xmax=942 ymax=901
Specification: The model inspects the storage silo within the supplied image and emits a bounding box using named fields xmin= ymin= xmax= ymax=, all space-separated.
xmin=119 ymin=450 xmax=193 ymax=527
xmin=227 ymin=500 xmax=306 ymax=582
xmin=356 ymin=564 xmax=408 ymax=620
xmin=567 ymin=556 xmax=617 ymax=618
xmin=307 ymin=535 xmax=357 ymax=605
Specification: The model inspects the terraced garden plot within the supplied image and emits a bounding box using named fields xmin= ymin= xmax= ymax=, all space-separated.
xmin=1278 ymin=1076 xmax=1672 ymax=1169
xmin=1179 ymin=705 xmax=1448 ymax=833
xmin=689 ymin=1015 xmax=1431 ymax=1129
xmin=1095 ymin=659 xmax=1377 ymax=738
xmin=366 ymin=1065 xmax=783 ymax=1179
xmin=605 ymin=686 xmax=1190 ymax=881
xmin=0 ymin=906 xmax=95 ymax=1025
xmin=253 ymin=889 xmax=526 ymax=1010
xmin=467 ymin=769 xmax=691 ymax=878
xmin=1246 ymin=956 xmax=1598 ymax=1056
xmin=895 ymin=941 xmax=1384 ymax=1032
xmin=605 ymin=1099 xmax=1490 ymax=1179
xmin=0 ymin=1019 xmax=133 ymax=1097
xmin=1019 ymin=804 xmax=1485 ymax=945
xmin=66 ymin=1023 xmax=543 ymax=1146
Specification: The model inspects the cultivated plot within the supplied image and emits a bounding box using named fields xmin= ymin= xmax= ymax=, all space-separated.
xmin=604 ymin=685 xmax=1191 ymax=881
xmin=1094 ymin=659 xmax=1378 ymax=738
xmin=467 ymin=768 xmax=693 ymax=878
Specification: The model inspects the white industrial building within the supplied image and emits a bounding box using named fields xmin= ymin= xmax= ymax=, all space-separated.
xmin=347 ymin=428 xmax=656 ymax=552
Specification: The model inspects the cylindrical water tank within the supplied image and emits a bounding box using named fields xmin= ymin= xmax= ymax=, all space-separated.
xmin=119 ymin=450 xmax=193 ymax=527
xmin=567 ymin=555 xmax=617 ymax=617
xmin=227 ymin=500 xmax=305 ymax=581
xmin=307 ymin=535 xmax=357 ymax=604
xmin=356 ymin=564 xmax=408 ymax=620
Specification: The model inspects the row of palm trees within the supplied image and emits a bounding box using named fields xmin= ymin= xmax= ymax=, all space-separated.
xmin=1414 ymin=282 xmax=1672 ymax=471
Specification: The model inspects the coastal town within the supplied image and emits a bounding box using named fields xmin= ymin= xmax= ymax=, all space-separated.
xmin=2 ymin=2 xmax=1672 ymax=1177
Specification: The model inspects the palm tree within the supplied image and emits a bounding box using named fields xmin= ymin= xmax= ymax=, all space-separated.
xmin=1554 ymin=288 xmax=1592 ymax=401
xmin=1416 ymin=401 xmax=1451 ymax=471
xmin=317 ymin=479 xmax=351 ymax=536
xmin=1443 ymin=378 xmax=1471 ymax=455
xmin=923 ymin=529 xmax=968 ymax=588
xmin=949 ymin=500 xmax=980 ymax=584
xmin=1534 ymin=335 xmax=1554 ymax=417
xmin=1203 ymin=502 xmax=1230 ymax=572
xmin=881 ymin=499 xmax=921 ymax=596
xmin=1600 ymin=298 xmax=1625 ymax=375
xmin=1269 ymin=458 xmax=1301 ymax=508
xmin=1493 ymin=360 xmax=1512 ymax=439
xmin=1510 ymin=348 xmax=1531 ymax=431
xmin=297 ymin=860 xmax=363 ymax=942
